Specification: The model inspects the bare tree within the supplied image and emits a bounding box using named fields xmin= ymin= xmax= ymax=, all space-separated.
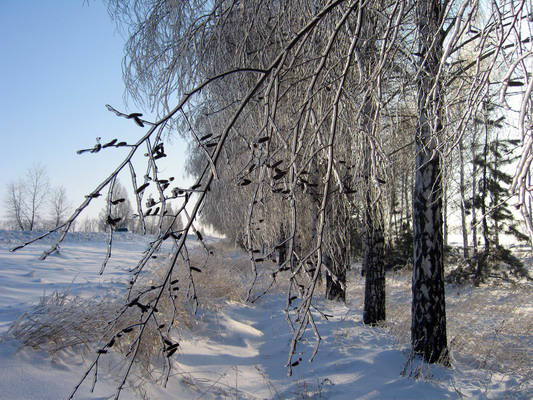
xmin=5 ymin=163 xmax=50 ymax=231
xmin=5 ymin=181 xmax=25 ymax=230
xmin=48 ymin=186 xmax=70 ymax=228
xmin=77 ymin=216 xmax=99 ymax=233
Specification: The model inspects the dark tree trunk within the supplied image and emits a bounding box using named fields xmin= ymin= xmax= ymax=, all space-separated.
xmin=324 ymin=204 xmax=349 ymax=303
xmin=474 ymin=105 xmax=492 ymax=286
xmin=363 ymin=202 xmax=386 ymax=325
xmin=277 ymin=224 xmax=287 ymax=265
xmin=471 ymin=126 xmax=479 ymax=257
xmin=411 ymin=0 xmax=448 ymax=365
xmin=443 ymin=170 xmax=448 ymax=248
xmin=357 ymin=4 xmax=387 ymax=320
xmin=491 ymin=130 xmax=500 ymax=247
xmin=480 ymin=102 xmax=491 ymax=252
xmin=325 ymin=253 xmax=346 ymax=303
xmin=471 ymin=127 xmax=482 ymax=284
xmin=403 ymin=171 xmax=412 ymax=233
xmin=458 ymin=139 xmax=469 ymax=259
xmin=361 ymin=97 xmax=386 ymax=323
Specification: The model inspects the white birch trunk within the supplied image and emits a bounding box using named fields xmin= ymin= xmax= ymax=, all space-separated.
xmin=411 ymin=0 xmax=448 ymax=365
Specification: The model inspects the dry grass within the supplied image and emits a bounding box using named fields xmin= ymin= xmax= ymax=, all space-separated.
xmin=187 ymin=241 xmax=252 ymax=306
xmin=446 ymin=285 xmax=532 ymax=378
xmin=5 ymin=242 xmax=265 ymax=397
xmin=7 ymin=289 xmax=119 ymax=354
xmin=382 ymin=269 xmax=412 ymax=348
xmin=381 ymin=267 xmax=533 ymax=388
xmin=6 ymin=239 xmax=274 ymax=360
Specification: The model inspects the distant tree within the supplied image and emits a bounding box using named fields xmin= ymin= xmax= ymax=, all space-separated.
xmin=457 ymin=98 xmax=530 ymax=285
xmin=48 ymin=186 xmax=70 ymax=228
xmin=470 ymin=101 xmax=526 ymax=248
xmin=5 ymin=182 xmax=24 ymax=230
xmin=5 ymin=163 xmax=50 ymax=231
xmin=138 ymin=202 xmax=182 ymax=235
xmin=161 ymin=203 xmax=183 ymax=232
xmin=78 ymin=216 xmax=99 ymax=233
xmin=99 ymin=180 xmax=133 ymax=231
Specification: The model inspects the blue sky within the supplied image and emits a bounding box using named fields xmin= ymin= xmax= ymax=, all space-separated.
xmin=0 ymin=1 xmax=190 ymax=222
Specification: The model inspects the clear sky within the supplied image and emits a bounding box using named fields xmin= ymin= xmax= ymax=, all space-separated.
xmin=0 ymin=0 xmax=191 ymax=223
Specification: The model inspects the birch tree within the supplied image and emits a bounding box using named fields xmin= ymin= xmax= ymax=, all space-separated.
xmin=48 ymin=186 xmax=70 ymax=228
xmin=5 ymin=163 xmax=50 ymax=231
xmin=411 ymin=0 xmax=448 ymax=364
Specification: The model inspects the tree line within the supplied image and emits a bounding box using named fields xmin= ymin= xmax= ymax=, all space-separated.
xmin=3 ymin=168 xmax=181 ymax=234
xmin=4 ymin=163 xmax=70 ymax=231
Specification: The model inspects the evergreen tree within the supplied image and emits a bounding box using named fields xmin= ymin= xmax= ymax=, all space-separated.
xmin=460 ymin=101 xmax=529 ymax=285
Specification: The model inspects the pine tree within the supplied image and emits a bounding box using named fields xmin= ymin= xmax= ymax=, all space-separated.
xmin=462 ymin=100 xmax=529 ymax=285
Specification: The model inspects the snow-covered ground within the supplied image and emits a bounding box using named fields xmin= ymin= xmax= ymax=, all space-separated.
xmin=0 ymin=230 xmax=530 ymax=399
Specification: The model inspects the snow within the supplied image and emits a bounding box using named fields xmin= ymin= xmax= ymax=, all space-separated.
xmin=0 ymin=230 xmax=530 ymax=399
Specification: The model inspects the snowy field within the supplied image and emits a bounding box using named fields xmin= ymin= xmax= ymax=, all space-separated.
xmin=0 ymin=230 xmax=531 ymax=399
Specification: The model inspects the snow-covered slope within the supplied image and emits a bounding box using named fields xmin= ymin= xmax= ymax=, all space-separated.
xmin=0 ymin=231 xmax=530 ymax=399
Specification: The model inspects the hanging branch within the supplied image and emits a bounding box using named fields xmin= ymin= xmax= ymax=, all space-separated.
xmin=100 ymin=176 xmax=117 ymax=275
